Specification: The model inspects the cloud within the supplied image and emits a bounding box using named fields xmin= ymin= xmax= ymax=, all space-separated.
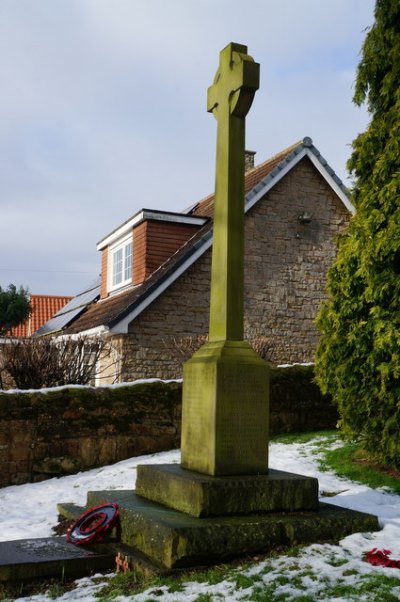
xmin=0 ymin=0 xmax=375 ymax=295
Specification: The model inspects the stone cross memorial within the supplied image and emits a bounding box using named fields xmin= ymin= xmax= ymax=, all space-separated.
xmin=0 ymin=44 xmax=380 ymax=585
xmin=47 ymin=43 xmax=380 ymax=578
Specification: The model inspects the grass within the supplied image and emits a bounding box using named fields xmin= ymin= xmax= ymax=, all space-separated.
xmin=0 ymin=577 xmax=73 ymax=602
xmin=320 ymin=441 xmax=400 ymax=494
xmin=273 ymin=429 xmax=400 ymax=494
xmin=93 ymin=551 xmax=302 ymax=601
xmin=270 ymin=430 xmax=337 ymax=445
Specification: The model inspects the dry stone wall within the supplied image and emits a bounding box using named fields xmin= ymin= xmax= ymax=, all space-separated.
xmin=0 ymin=381 xmax=181 ymax=486
xmin=0 ymin=367 xmax=337 ymax=487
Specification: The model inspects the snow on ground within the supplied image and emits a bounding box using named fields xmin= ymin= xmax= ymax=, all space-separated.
xmin=1 ymin=435 xmax=400 ymax=601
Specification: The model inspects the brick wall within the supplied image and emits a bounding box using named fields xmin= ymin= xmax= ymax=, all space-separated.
xmin=133 ymin=221 xmax=147 ymax=285
xmin=145 ymin=221 xmax=200 ymax=277
xmin=133 ymin=221 xmax=200 ymax=285
xmin=106 ymin=157 xmax=349 ymax=381
xmin=100 ymin=248 xmax=108 ymax=299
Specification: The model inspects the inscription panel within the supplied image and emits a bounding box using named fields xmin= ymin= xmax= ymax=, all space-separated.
xmin=216 ymin=363 xmax=269 ymax=474
xmin=181 ymin=360 xmax=216 ymax=474
xmin=181 ymin=342 xmax=269 ymax=476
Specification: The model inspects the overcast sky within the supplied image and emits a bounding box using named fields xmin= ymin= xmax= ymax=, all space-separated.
xmin=0 ymin=0 xmax=375 ymax=296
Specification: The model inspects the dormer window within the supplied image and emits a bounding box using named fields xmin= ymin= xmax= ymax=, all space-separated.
xmin=109 ymin=235 xmax=132 ymax=292
xmin=97 ymin=209 xmax=208 ymax=299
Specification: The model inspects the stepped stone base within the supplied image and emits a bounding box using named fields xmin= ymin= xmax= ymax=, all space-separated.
xmin=136 ymin=464 xmax=319 ymax=517
xmin=86 ymin=488 xmax=379 ymax=570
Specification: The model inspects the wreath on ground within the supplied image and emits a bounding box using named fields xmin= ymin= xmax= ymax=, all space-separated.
xmin=66 ymin=502 xmax=120 ymax=545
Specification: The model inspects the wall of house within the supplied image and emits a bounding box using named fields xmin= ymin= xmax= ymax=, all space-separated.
xmin=146 ymin=221 xmax=201 ymax=278
xmin=101 ymin=221 xmax=201 ymax=297
xmin=133 ymin=220 xmax=201 ymax=285
xmin=105 ymin=158 xmax=349 ymax=381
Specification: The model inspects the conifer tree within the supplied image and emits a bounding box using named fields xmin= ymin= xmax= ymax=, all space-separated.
xmin=315 ymin=0 xmax=400 ymax=467
xmin=0 ymin=284 xmax=31 ymax=335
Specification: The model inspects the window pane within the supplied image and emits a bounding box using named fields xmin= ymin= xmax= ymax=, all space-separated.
xmin=112 ymin=248 xmax=123 ymax=286
xmin=124 ymin=242 xmax=132 ymax=281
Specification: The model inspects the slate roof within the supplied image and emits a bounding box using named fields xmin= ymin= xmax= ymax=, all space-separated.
xmin=57 ymin=137 xmax=351 ymax=336
xmin=9 ymin=295 xmax=73 ymax=337
xmin=64 ymin=223 xmax=213 ymax=334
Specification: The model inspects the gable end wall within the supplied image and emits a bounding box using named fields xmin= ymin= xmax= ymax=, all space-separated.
xmin=105 ymin=158 xmax=351 ymax=381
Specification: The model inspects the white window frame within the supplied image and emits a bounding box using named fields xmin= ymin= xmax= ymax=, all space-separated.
xmin=108 ymin=233 xmax=133 ymax=293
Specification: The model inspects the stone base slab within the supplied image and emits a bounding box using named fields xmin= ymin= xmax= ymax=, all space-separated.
xmin=0 ymin=537 xmax=116 ymax=582
xmin=86 ymin=489 xmax=379 ymax=569
xmin=136 ymin=464 xmax=319 ymax=517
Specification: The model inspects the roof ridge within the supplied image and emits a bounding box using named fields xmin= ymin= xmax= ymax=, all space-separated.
xmin=60 ymin=137 xmax=353 ymax=336
xmin=30 ymin=294 xmax=73 ymax=300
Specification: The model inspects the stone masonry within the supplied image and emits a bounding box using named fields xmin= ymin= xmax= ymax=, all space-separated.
xmin=100 ymin=157 xmax=349 ymax=382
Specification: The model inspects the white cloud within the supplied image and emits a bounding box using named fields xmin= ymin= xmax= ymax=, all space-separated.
xmin=0 ymin=0 xmax=375 ymax=294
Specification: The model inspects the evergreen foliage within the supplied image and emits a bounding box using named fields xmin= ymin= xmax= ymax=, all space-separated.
xmin=315 ymin=0 xmax=400 ymax=468
xmin=0 ymin=284 xmax=31 ymax=334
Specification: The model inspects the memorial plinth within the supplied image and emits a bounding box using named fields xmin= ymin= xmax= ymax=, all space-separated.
xmin=136 ymin=464 xmax=319 ymax=517
xmin=181 ymin=340 xmax=269 ymax=475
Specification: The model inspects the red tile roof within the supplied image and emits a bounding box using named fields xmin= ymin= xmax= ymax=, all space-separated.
xmin=9 ymin=295 xmax=73 ymax=337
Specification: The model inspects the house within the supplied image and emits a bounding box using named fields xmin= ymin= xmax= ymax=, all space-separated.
xmin=9 ymin=294 xmax=72 ymax=337
xmin=38 ymin=137 xmax=354 ymax=382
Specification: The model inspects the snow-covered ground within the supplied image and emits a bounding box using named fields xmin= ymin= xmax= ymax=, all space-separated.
xmin=1 ymin=435 xmax=400 ymax=601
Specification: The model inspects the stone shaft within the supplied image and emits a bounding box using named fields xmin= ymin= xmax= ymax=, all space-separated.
xmin=181 ymin=45 xmax=265 ymax=477
xmin=207 ymin=42 xmax=259 ymax=341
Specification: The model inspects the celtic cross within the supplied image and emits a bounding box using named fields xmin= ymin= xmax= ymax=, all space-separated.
xmin=207 ymin=43 xmax=259 ymax=341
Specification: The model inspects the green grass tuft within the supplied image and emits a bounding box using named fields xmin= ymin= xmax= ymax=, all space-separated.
xmin=270 ymin=430 xmax=337 ymax=445
xmin=319 ymin=440 xmax=400 ymax=494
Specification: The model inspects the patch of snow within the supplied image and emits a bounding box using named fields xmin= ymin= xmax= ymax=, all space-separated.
xmin=1 ymin=378 xmax=182 ymax=395
xmin=1 ymin=435 xmax=399 ymax=601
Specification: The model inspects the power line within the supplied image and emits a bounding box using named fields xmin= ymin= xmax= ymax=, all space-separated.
xmin=0 ymin=267 xmax=96 ymax=274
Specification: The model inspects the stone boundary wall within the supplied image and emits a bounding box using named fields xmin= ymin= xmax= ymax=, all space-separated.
xmin=0 ymin=381 xmax=182 ymax=487
xmin=0 ymin=367 xmax=337 ymax=487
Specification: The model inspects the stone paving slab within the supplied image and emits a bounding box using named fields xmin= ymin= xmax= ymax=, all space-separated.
xmin=0 ymin=537 xmax=116 ymax=582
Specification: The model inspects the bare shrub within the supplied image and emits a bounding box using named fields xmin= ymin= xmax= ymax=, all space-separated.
xmin=0 ymin=335 xmax=118 ymax=390
xmin=162 ymin=334 xmax=208 ymax=376
xmin=249 ymin=337 xmax=273 ymax=363
xmin=166 ymin=332 xmax=273 ymax=368
xmin=169 ymin=334 xmax=208 ymax=363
